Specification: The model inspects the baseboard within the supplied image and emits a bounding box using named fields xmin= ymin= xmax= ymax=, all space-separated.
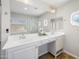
xmin=64 ymin=50 xmax=79 ymax=59
xmin=38 ymin=51 xmax=48 ymax=57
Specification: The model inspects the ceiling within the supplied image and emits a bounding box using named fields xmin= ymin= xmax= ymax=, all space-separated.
xmin=10 ymin=0 xmax=73 ymax=16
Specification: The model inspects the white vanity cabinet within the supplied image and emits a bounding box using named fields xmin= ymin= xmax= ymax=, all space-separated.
xmin=56 ymin=36 xmax=64 ymax=53
xmin=6 ymin=45 xmax=38 ymax=59
xmin=48 ymin=35 xmax=64 ymax=56
xmin=3 ymin=33 xmax=65 ymax=59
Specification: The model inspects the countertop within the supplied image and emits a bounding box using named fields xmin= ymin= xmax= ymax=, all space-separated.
xmin=3 ymin=32 xmax=65 ymax=50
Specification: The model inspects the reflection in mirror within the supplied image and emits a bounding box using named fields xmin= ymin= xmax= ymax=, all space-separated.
xmin=10 ymin=12 xmax=38 ymax=34
xmin=10 ymin=0 xmax=39 ymax=34
xmin=10 ymin=0 xmax=57 ymax=35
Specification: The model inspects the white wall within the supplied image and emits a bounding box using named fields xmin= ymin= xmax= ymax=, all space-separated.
xmin=56 ymin=0 xmax=79 ymax=57
xmin=1 ymin=0 xmax=10 ymax=47
xmin=1 ymin=0 xmax=10 ymax=59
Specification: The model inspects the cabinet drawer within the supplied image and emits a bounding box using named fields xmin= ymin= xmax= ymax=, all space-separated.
xmin=7 ymin=46 xmax=38 ymax=59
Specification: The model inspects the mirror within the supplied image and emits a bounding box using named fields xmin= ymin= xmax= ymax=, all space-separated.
xmin=10 ymin=0 xmax=62 ymax=35
xmin=71 ymin=10 xmax=79 ymax=27
xmin=10 ymin=0 xmax=39 ymax=34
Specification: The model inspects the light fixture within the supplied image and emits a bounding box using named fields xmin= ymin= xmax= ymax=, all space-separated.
xmin=50 ymin=9 xmax=56 ymax=13
xmin=24 ymin=8 xmax=28 ymax=10
xmin=16 ymin=0 xmax=29 ymax=4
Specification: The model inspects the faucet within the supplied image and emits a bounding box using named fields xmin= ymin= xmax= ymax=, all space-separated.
xmin=38 ymin=28 xmax=47 ymax=36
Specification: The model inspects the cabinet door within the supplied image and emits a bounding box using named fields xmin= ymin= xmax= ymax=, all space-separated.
xmin=56 ymin=36 xmax=64 ymax=52
xmin=7 ymin=46 xmax=38 ymax=59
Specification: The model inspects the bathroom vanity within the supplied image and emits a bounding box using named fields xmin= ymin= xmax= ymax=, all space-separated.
xmin=3 ymin=32 xmax=65 ymax=59
xmin=1 ymin=0 xmax=65 ymax=59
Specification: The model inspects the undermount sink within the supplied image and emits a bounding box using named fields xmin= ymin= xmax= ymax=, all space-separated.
xmin=17 ymin=34 xmax=39 ymax=43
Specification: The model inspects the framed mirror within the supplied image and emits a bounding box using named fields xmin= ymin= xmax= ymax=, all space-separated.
xmin=71 ymin=10 xmax=79 ymax=26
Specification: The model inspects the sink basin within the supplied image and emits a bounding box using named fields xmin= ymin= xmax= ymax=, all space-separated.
xmin=17 ymin=34 xmax=40 ymax=43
